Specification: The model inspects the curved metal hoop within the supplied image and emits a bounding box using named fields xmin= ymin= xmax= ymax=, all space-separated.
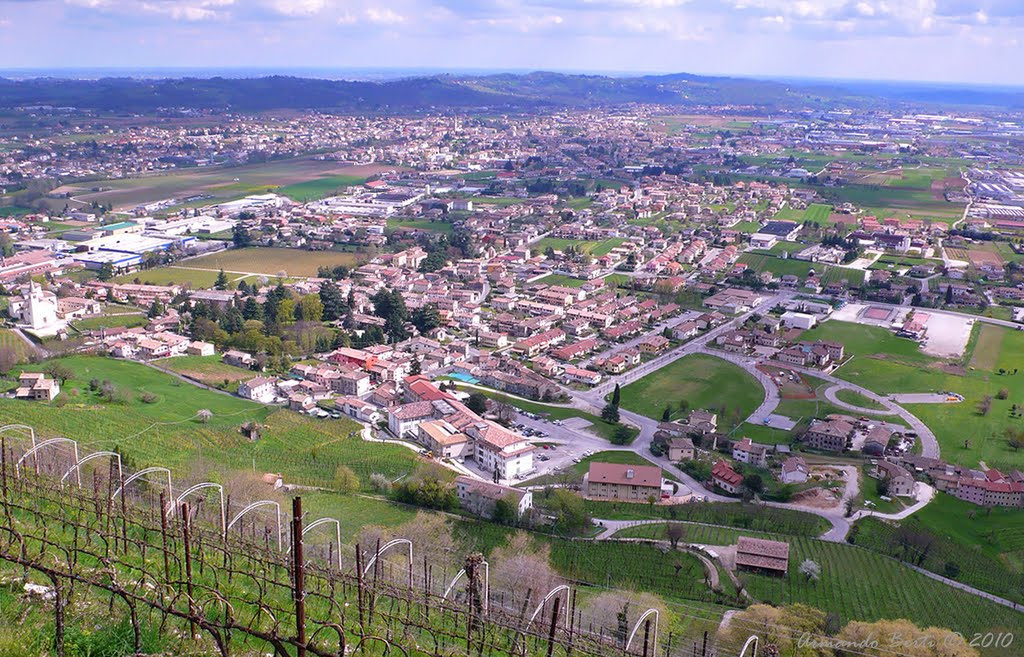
xmin=624 ymin=608 xmax=659 ymax=654
xmin=363 ymin=538 xmax=413 ymax=588
xmin=738 ymin=635 xmax=759 ymax=657
xmin=227 ymin=500 xmax=282 ymax=551
xmin=111 ymin=466 xmax=173 ymax=501
xmin=286 ymin=517 xmax=342 ymax=570
xmin=525 ymin=585 xmax=570 ymax=631
xmin=16 ymin=437 xmax=79 ymax=481
xmin=60 ymin=451 xmax=122 ymax=489
xmin=175 ymin=482 xmax=226 ymax=537
xmin=442 ymin=560 xmax=489 ymax=613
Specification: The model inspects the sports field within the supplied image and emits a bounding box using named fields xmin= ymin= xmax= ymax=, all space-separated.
xmin=534 ymin=237 xmax=627 ymax=257
xmin=619 ymin=353 xmax=764 ymax=429
xmin=178 ymin=247 xmax=364 ymax=277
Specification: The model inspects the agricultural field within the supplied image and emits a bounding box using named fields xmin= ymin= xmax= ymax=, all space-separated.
xmin=533 ymin=237 xmax=626 ymax=257
xmin=53 ymin=159 xmax=397 ymax=212
xmin=178 ymin=247 xmax=364 ymax=277
xmin=771 ymin=203 xmax=832 ymax=225
xmin=157 ymin=354 xmax=254 ymax=392
xmin=276 ymin=174 xmax=369 ymax=201
xmin=736 ymin=253 xmax=865 ymax=286
xmin=0 ymin=357 xmax=419 ymax=489
xmin=611 ymin=523 xmax=1020 ymax=641
xmin=852 ymin=494 xmax=1024 ymax=604
xmin=0 ymin=329 xmax=35 ymax=363
xmin=386 ymin=218 xmax=454 ymax=235
xmin=826 ymin=322 xmax=1024 ymax=469
xmin=112 ymin=266 xmax=244 ymax=289
xmin=619 ymin=354 xmax=764 ymax=429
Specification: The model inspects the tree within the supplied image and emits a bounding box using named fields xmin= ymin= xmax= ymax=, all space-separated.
xmin=1005 ymin=428 xmax=1024 ymax=451
xmin=492 ymin=495 xmax=518 ymax=525
xmin=332 ymin=465 xmax=360 ymax=493
xmin=411 ymin=304 xmax=442 ymax=335
xmin=232 ymin=224 xmax=251 ymax=247
xmin=610 ymin=424 xmax=633 ymax=445
xmin=45 ymin=362 xmax=74 ymax=385
xmin=277 ymin=298 xmax=296 ymax=323
xmin=371 ymin=289 xmax=409 ymax=342
xmin=0 ymin=347 xmax=22 ymax=376
xmin=546 ymin=488 xmax=591 ymax=535
xmin=147 ymin=298 xmax=165 ymax=318
xmin=798 ymin=559 xmax=821 ymax=582
xmin=945 ymin=283 xmax=954 ymax=305
xmin=944 ymin=561 xmax=961 ymax=579
xmin=466 ymin=392 xmax=488 ymax=415
xmin=297 ymin=294 xmax=324 ymax=323
xmin=666 ymin=523 xmax=685 ymax=549
xmin=976 ymin=395 xmax=993 ymax=416
xmin=661 ymin=405 xmax=672 ymax=421
xmin=319 ymin=280 xmax=344 ymax=321
xmin=601 ymin=402 xmax=620 ymax=424
xmin=677 ymin=399 xmax=690 ymax=416
xmin=242 ymin=297 xmax=263 ymax=321
xmin=611 ymin=383 xmax=621 ymax=406
xmin=197 ymin=409 xmax=213 ymax=424
xmin=836 ymin=619 xmax=977 ymax=657
xmin=742 ymin=473 xmax=764 ymax=495
xmin=214 ymin=269 xmax=229 ymax=290
xmin=98 ymin=262 xmax=115 ymax=281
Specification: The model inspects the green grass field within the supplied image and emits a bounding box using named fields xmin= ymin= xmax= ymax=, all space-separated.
xmin=736 ymin=253 xmax=865 ymax=286
xmin=157 ymin=354 xmax=253 ymax=392
xmin=178 ymin=247 xmax=364 ymax=278
xmin=276 ymin=174 xmax=369 ymax=201
xmin=71 ymin=313 xmax=148 ymax=332
xmin=56 ymin=159 xmax=396 ymax=212
xmin=386 ymin=218 xmax=454 ymax=235
xmin=533 ymin=273 xmax=589 ymax=288
xmin=534 ymin=237 xmax=626 ymax=257
xmin=619 ymin=354 xmax=764 ymax=429
xmin=113 ymin=266 xmax=244 ymax=289
xmin=820 ymin=321 xmax=1024 ymax=469
xmin=0 ymin=357 xmax=418 ymax=489
xmin=834 ymin=388 xmax=886 ymax=410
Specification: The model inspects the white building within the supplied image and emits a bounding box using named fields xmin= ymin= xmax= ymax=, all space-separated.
xmin=12 ymin=282 xmax=66 ymax=336
xmin=238 ymin=377 xmax=278 ymax=403
xmin=780 ymin=311 xmax=817 ymax=330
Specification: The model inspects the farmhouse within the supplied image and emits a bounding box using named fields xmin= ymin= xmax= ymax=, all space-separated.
xmin=14 ymin=372 xmax=60 ymax=402
xmin=238 ymin=377 xmax=278 ymax=403
xmin=732 ymin=437 xmax=768 ymax=468
xmin=780 ymin=456 xmax=809 ymax=484
xmin=735 ymin=536 xmax=790 ymax=575
xmin=583 ymin=462 xmax=663 ymax=502
xmin=668 ymin=437 xmax=695 ymax=462
xmin=872 ymin=460 xmax=916 ymax=497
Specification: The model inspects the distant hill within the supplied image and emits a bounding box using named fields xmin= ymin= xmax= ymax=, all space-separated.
xmin=0 ymin=71 xmax=1021 ymax=113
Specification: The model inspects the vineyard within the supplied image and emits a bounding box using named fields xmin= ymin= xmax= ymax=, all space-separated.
xmin=611 ymin=523 xmax=1023 ymax=645
xmin=0 ymin=433 xmax=773 ymax=657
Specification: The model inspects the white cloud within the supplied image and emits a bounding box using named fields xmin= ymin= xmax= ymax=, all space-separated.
xmin=974 ymin=10 xmax=988 ymax=25
xmin=364 ymin=7 xmax=405 ymax=24
xmin=141 ymin=0 xmax=234 ymax=22
xmin=270 ymin=0 xmax=328 ymax=17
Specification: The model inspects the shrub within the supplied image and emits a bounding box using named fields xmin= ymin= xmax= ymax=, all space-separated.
xmin=370 ymin=473 xmax=392 ymax=493
xmin=140 ymin=391 xmax=158 ymax=404
xmin=997 ymin=388 xmax=1009 ymax=400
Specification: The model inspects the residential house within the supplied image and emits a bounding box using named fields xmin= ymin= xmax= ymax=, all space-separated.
xmin=668 ymin=437 xmax=695 ymax=462
xmin=455 ymin=476 xmax=533 ymax=519
xmin=872 ymin=460 xmax=916 ymax=497
xmin=711 ymin=460 xmax=743 ymax=494
xmin=802 ymin=418 xmax=854 ymax=452
xmin=583 ymin=462 xmax=663 ymax=501
xmin=732 ymin=437 xmax=768 ymax=468
xmin=238 ymin=377 xmax=277 ymax=403
xmin=735 ymin=536 xmax=790 ymax=575
xmin=780 ymin=457 xmax=809 ymax=484
xmin=14 ymin=372 xmax=60 ymax=401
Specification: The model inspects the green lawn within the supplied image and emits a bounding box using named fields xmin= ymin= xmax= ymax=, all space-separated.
xmin=71 ymin=313 xmax=148 ymax=332
xmin=826 ymin=322 xmax=1024 ymax=469
xmin=113 ymin=266 xmax=238 ymax=289
xmin=157 ymin=354 xmax=253 ymax=392
xmin=386 ymin=218 xmax=454 ymax=235
xmin=533 ymin=273 xmax=589 ymax=288
xmin=534 ymin=237 xmax=626 ymax=256
xmin=0 ymin=357 xmax=418 ymax=489
xmin=736 ymin=254 xmax=865 ymax=286
xmin=797 ymin=320 xmax=934 ymax=366
xmin=276 ymin=174 xmax=369 ymax=201
xmin=834 ymin=388 xmax=886 ymax=410
xmin=619 ymin=354 xmax=764 ymax=430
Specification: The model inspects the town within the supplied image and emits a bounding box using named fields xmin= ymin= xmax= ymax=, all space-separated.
xmin=2 ymin=77 xmax=1023 ymax=657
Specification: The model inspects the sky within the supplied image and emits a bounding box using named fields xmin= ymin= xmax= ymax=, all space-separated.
xmin=1 ymin=0 xmax=1022 ymax=85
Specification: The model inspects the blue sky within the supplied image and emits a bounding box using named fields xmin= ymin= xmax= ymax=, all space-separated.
xmin=1 ymin=0 xmax=1022 ymax=84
